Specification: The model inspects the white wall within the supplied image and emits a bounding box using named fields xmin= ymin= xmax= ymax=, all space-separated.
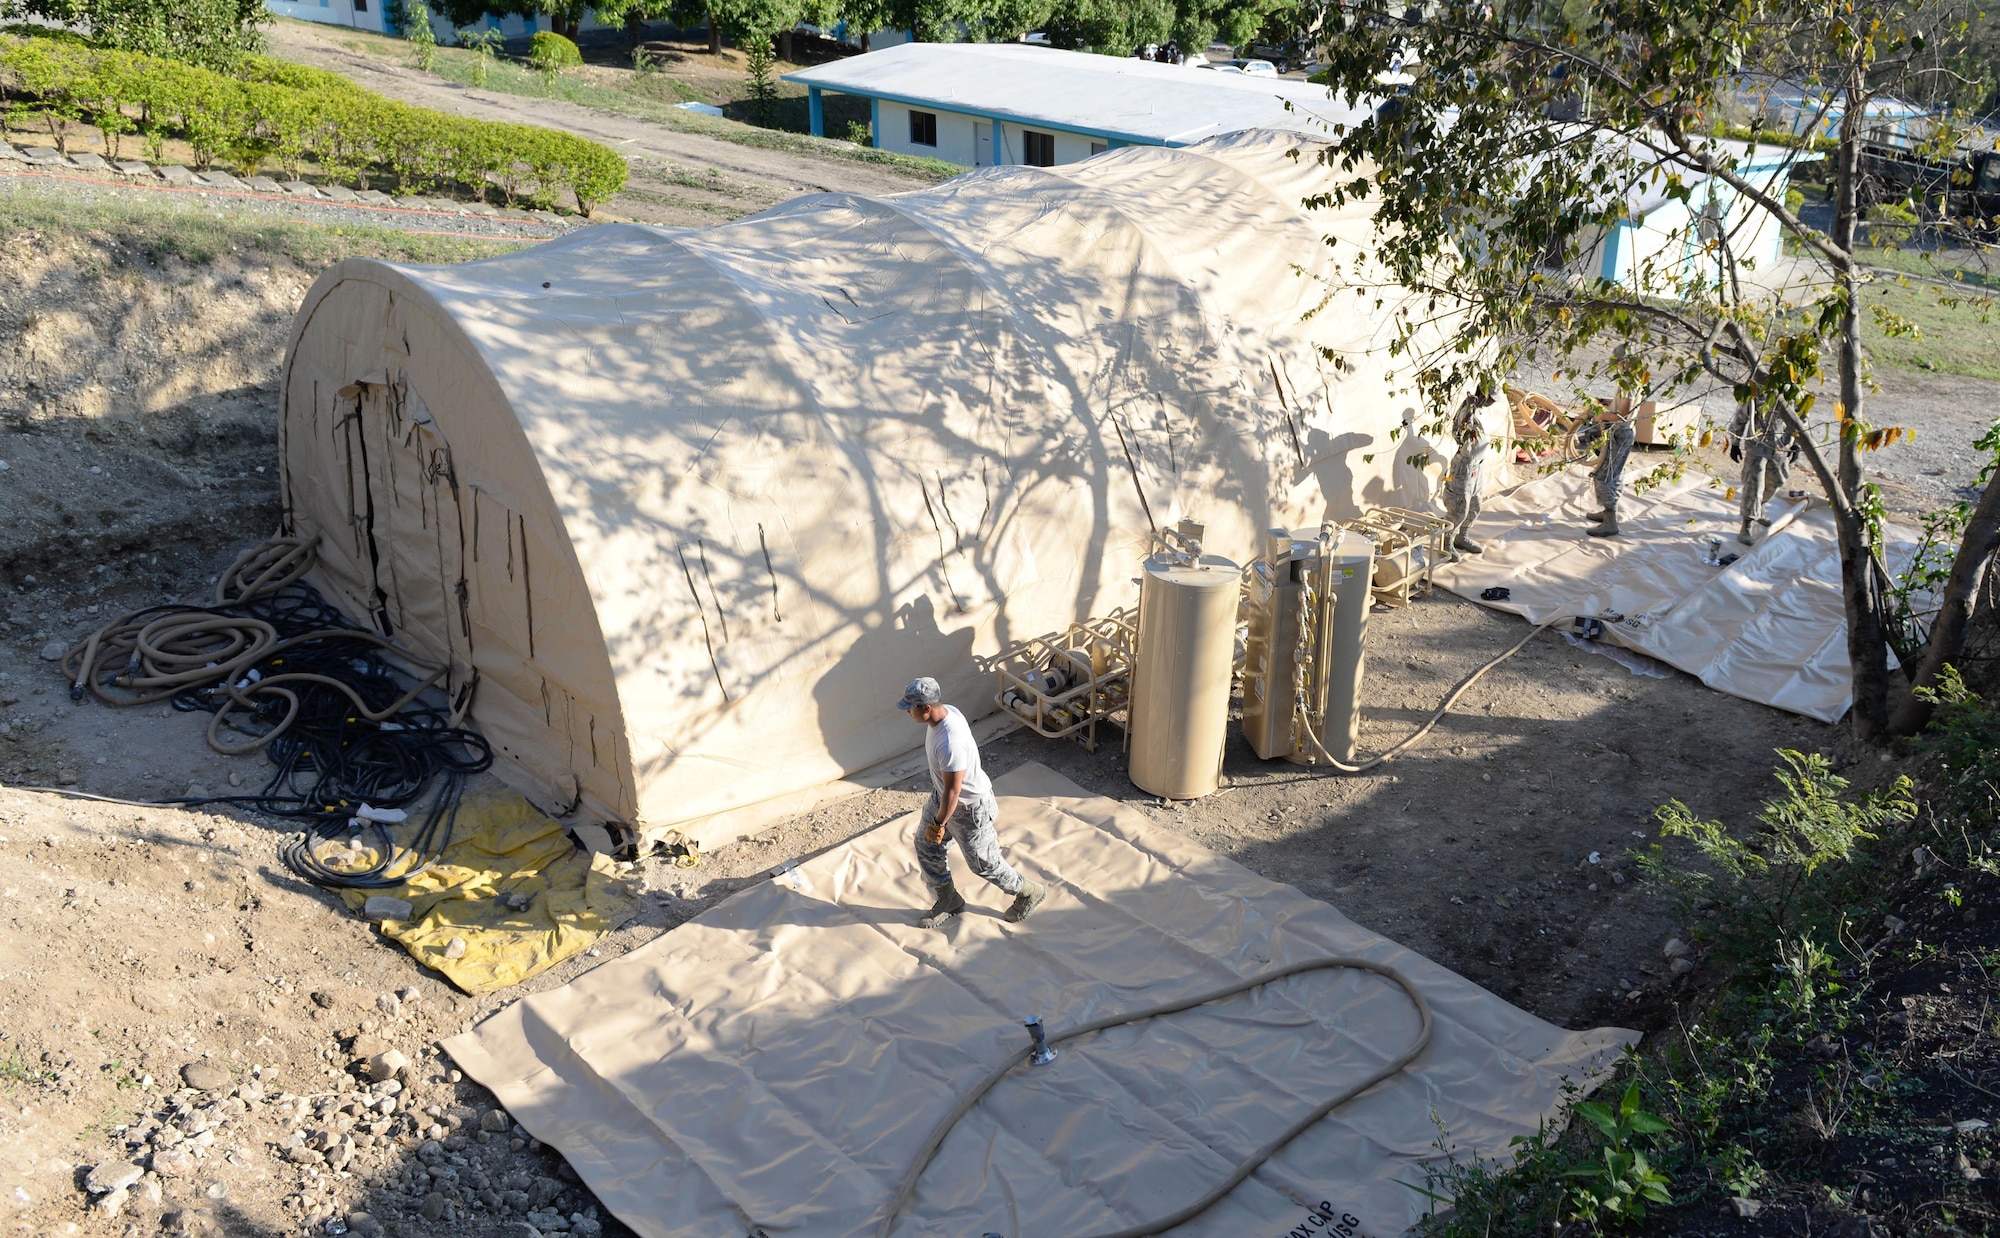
xmin=867 ymin=103 xmax=1121 ymax=169
xmin=1581 ymin=165 xmax=1798 ymax=296
xmin=875 ymin=102 xmax=983 ymax=166
xmin=266 ymin=0 xmax=388 ymax=33
xmin=996 ymin=121 xmax=1101 ymax=168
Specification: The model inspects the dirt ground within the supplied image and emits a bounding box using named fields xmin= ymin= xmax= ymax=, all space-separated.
xmin=2 ymin=158 xmax=1997 ymax=1236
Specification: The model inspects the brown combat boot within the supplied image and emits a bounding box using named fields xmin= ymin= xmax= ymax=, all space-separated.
xmin=1004 ymin=880 xmax=1046 ymax=924
xmin=917 ymin=886 xmax=966 ymax=929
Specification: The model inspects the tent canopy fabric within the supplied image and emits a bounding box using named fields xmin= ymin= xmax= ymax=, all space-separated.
xmin=279 ymin=131 xmax=1446 ymax=841
xmin=443 ymin=763 xmax=1636 ymax=1238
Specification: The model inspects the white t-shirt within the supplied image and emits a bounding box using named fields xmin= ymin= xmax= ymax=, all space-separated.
xmin=925 ymin=705 xmax=992 ymax=801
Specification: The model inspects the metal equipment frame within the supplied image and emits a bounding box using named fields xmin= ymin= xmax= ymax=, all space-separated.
xmin=989 ymin=607 xmax=1139 ymax=751
xmin=1351 ymin=507 xmax=1452 ymax=608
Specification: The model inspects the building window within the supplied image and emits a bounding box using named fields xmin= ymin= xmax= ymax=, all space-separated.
xmin=1024 ymin=130 xmax=1055 ymax=167
xmin=908 ymin=110 xmax=938 ymax=147
xmin=1089 ymin=141 xmax=1107 ymax=156
xmin=354 ymin=0 xmax=368 ymax=10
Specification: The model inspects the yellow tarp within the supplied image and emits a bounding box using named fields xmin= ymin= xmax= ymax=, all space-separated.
xmin=335 ymin=789 xmax=638 ymax=993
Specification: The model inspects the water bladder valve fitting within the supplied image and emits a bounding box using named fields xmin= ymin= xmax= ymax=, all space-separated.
xmin=1023 ymin=1016 xmax=1058 ymax=1065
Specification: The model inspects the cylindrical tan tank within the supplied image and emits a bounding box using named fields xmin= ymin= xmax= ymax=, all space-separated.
xmin=1129 ymin=552 xmax=1241 ymax=799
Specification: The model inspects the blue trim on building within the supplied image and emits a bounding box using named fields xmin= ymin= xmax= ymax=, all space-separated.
xmin=807 ymin=86 xmax=824 ymax=138
xmin=1600 ymin=221 xmax=1632 ymax=284
xmin=991 ymin=117 xmax=1003 ymax=165
xmin=778 ymin=74 xmax=1180 ymax=148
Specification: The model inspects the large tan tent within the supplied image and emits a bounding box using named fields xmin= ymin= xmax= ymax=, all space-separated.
xmin=278 ymin=128 xmax=1445 ymax=842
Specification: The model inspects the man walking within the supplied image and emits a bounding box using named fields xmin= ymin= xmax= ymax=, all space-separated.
xmin=897 ymin=676 xmax=1046 ymax=929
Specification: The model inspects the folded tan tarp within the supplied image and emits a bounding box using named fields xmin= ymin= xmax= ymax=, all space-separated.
xmin=444 ymin=764 xmax=1635 ymax=1237
xmin=1434 ymin=466 xmax=1916 ymax=723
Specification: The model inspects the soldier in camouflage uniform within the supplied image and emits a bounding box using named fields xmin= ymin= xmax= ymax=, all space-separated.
xmin=1729 ymin=398 xmax=1800 ymax=545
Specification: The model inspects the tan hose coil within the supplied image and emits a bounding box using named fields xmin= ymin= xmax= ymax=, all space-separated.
xmin=876 ymin=957 xmax=1432 ymax=1238
xmin=58 ymin=535 xmax=447 ymax=755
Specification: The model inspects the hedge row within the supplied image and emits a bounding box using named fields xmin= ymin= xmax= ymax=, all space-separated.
xmin=0 ymin=33 xmax=627 ymax=214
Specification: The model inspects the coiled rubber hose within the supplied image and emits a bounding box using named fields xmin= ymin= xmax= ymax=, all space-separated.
xmin=875 ymin=956 xmax=1433 ymax=1238
xmin=37 ymin=534 xmax=492 ymax=889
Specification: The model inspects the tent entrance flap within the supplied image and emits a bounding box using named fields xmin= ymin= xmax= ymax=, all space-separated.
xmin=442 ymin=763 xmax=1637 ymax=1238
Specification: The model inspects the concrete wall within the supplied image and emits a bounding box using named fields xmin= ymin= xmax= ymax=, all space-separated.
xmin=870 ymin=104 xmax=1112 ymax=168
xmin=875 ymin=101 xmax=983 ymax=166
xmin=266 ymin=0 xmax=390 ymax=34
xmin=1588 ymin=165 xmax=1795 ymax=296
xmin=995 ymin=122 xmax=1098 ymax=167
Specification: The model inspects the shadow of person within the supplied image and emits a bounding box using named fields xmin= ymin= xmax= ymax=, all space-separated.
xmin=809 ymin=591 xmax=979 ymax=774
xmin=1298 ymin=427 xmax=1376 ymax=523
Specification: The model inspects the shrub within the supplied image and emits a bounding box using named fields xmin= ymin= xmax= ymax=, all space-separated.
xmin=0 ymin=31 xmax=626 ymax=210
xmin=460 ymin=27 xmax=503 ymax=88
xmin=527 ymin=31 xmax=579 ymax=96
xmin=13 ymin=0 xmax=264 ymax=72
xmin=1640 ymin=749 xmax=1916 ymax=960
xmin=405 ymin=0 xmax=438 ymax=72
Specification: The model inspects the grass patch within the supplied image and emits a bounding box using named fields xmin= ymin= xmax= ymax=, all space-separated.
xmin=1862 ymin=275 xmax=2000 ymax=381
xmin=1860 ymin=243 xmax=2000 ymax=293
xmin=0 ymin=185 xmax=534 ymax=266
xmin=1780 ymin=237 xmax=2000 ymax=381
xmin=277 ymin=22 xmax=959 ymax=185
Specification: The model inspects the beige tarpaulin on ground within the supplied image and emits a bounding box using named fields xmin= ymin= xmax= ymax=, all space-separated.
xmin=278 ymin=130 xmax=1465 ymax=849
xmin=1433 ymin=467 xmax=1916 ymax=722
xmin=443 ymin=765 xmax=1636 ymax=1237
xmin=334 ymin=789 xmax=637 ymax=993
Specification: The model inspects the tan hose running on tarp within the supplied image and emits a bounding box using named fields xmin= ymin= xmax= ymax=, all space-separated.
xmin=1298 ymin=616 xmax=1567 ymax=775
xmin=875 ymin=956 xmax=1433 ymax=1238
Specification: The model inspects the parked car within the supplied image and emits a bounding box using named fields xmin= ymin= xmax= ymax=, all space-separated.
xmin=1245 ymin=40 xmax=1317 ymax=73
xmin=1224 ymin=58 xmax=1280 ymax=77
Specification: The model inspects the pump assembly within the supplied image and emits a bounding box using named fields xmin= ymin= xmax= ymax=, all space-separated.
xmin=1242 ymin=524 xmax=1376 ymax=766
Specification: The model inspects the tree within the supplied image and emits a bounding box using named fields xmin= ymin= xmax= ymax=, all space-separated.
xmin=406 ymin=0 xmax=439 ymax=70
xmin=8 ymin=0 xmax=265 ymax=70
xmin=1312 ymin=0 xmax=1998 ymax=739
xmin=458 ymin=26 xmax=504 ymax=84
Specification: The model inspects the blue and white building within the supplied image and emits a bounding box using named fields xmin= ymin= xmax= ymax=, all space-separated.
xmin=783 ymin=42 xmax=1365 ymax=167
xmin=1585 ymin=138 xmax=1818 ymax=294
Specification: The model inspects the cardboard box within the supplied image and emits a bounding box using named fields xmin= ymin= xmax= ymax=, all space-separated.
xmin=1597 ymin=395 xmax=1704 ymax=446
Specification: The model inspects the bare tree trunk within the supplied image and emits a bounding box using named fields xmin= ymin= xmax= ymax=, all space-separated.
xmin=1832 ymin=66 xmax=1893 ymax=740
xmin=1887 ymin=470 xmax=2000 ymax=734
xmin=706 ymin=3 xmax=721 ymax=53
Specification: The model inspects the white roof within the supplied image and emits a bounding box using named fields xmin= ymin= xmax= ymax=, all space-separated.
xmin=784 ymin=42 xmax=1372 ymax=146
